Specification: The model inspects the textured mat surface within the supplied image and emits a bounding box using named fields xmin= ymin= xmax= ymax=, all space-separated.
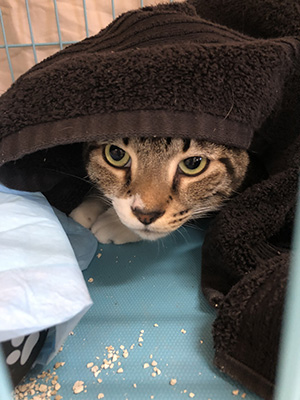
xmin=22 ymin=223 xmax=261 ymax=400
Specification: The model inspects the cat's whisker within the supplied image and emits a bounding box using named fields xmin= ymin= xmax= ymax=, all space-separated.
xmin=156 ymin=236 xmax=166 ymax=254
xmin=43 ymin=168 xmax=93 ymax=185
xmin=184 ymin=221 xmax=203 ymax=231
xmin=177 ymin=225 xmax=191 ymax=244
xmin=93 ymin=195 xmax=112 ymax=207
xmin=168 ymin=230 xmax=180 ymax=246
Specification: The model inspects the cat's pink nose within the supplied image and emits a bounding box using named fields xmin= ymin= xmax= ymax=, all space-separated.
xmin=131 ymin=207 xmax=165 ymax=225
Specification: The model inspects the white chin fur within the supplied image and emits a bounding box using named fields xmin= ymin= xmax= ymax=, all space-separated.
xmin=134 ymin=229 xmax=169 ymax=241
xmin=112 ymin=197 xmax=170 ymax=241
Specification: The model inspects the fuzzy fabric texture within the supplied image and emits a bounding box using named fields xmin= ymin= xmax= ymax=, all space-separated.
xmin=187 ymin=0 xmax=300 ymax=398
xmin=0 ymin=1 xmax=300 ymax=399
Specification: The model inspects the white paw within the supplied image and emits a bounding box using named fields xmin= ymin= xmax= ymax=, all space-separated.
xmin=91 ymin=208 xmax=142 ymax=244
xmin=70 ymin=197 xmax=106 ymax=229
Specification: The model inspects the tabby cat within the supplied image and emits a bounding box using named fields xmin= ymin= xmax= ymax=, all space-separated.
xmin=70 ymin=138 xmax=249 ymax=244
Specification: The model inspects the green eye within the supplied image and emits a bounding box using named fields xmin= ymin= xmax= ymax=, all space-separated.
xmin=104 ymin=144 xmax=130 ymax=168
xmin=178 ymin=156 xmax=208 ymax=176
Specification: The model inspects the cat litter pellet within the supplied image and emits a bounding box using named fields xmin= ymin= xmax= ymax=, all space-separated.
xmin=170 ymin=379 xmax=177 ymax=386
xmin=38 ymin=384 xmax=47 ymax=392
xmin=72 ymin=380 xmax=85 ymax=394
xmin=54 ymin=362 xmax=65 ymax=369
xmin=123 ymin=349 xmax=129 ymax=358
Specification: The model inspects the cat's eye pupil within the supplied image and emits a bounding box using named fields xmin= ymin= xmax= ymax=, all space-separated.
xmin=184 ymin=157 xmax=202 ymax=169
xmin=110 ymin=145 xmax=125 ymax=161
xmin=104 ymin=144 xmax=130 ymax=168
xmin=178 ymin=155 xmax=208 ymax=176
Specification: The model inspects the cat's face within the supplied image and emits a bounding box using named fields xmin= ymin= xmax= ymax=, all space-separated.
xmin=86 ymin=138 xmax=249 ymax=240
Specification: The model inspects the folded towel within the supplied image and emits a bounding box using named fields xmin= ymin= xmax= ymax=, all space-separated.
xmin=0 ymin=1 xmax=298 ymax=211
xmin=0 ymin=1 xmax=299 ymax=398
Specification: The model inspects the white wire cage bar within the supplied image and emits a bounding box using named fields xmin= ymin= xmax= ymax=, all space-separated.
xmin=0 ymin=0 xmax=175 ymax=92
xmin=0 ymin=1 xmax=299 ymax=400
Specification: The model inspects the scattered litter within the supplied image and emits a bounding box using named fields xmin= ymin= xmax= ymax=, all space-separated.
xmin=170 ymin=379 xmax=177 ymax=386
xmin=181 ymin=329 xmax=187 ymax=334
xmin=38 ymin=384 xmax=47 ymax=392
xmin=54 ymin=362 xmax=65 ymax=370
xmin=232 ymin=389 xmax=239 ymax=396
xmin=72 ymin=380 xmax=85 ymax=394
xmin=88 ymin=277 xmax=94 ymax=283
xmin=123 ymin=349 xmax=129 ymax=358
xmin=189 ymin=393 xmax=195 ymax=398
xmin=97 ymin=253 xmax=102 ymax=258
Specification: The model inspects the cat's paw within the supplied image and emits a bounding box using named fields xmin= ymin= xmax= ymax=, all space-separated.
xmin=70 ymin=197 xmax=106 ymax=229
xmin=91 ymin=208 xmax=142 ymax=244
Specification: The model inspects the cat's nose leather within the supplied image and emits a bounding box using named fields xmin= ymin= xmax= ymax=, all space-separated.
xmin=131 ymin=207 xmax=165 ymax=225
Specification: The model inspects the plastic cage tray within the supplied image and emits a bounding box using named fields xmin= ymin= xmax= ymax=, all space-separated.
xmin=15 ymin=224 xmax=261 ymax=400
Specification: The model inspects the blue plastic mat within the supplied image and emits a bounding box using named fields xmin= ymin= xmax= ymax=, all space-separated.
xmin=19 ymin=222 xmax=261 ymax=400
